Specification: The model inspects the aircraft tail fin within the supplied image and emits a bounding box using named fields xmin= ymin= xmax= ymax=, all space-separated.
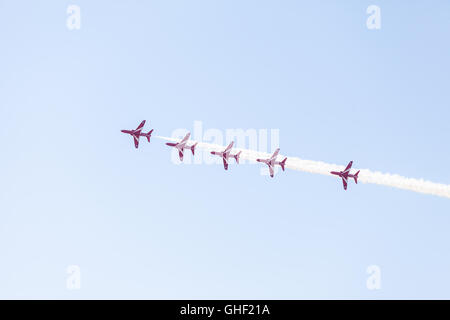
xmin=354 ymin=170 xmax=360 ymax=184
xmin=190 ymin=143 xmax=198 ymax=155
xmin=279 ymin=157 xmax=287 ymax=171
xmin=144 ymin=129 xmax=153 ymax=142
xmin=234 ymin=151 xmax=241 ymax=164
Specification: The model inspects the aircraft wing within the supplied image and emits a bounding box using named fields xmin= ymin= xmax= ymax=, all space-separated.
xmin=136 ymin=120 xmax=146 ymax=132
xmin=342 ymin=176 xmax=348 ymax=190
xmin=257 ymin=158 xmax=268 ymax=165
xmin=225 ymin=141 xmax=234 ymax=152
xmin=343 ymin=161 xmax=353 ymax=174
xmin=180 ymin=133 xmax=190 ymax=146
xmin=134 ymin=135 xmax=140 ymax=148
xmin=223 ymin=158 xmax=228 ymax=170
xmin=270 ymin=148 xmax=280 ymax=161
xmin=269 ymin=164 xmax=274 ymax=177
xmin=178 ymin=150 xmax=184 ymax=161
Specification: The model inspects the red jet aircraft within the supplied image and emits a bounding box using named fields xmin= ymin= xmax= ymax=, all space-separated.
xmin=210 ymin=141 xmax=242 ymax=170
xmin=165 ymin=133 xmax=198 ymax=161
xmin=256 ymin=148 xmax=287 ymax=178
xmin=121 ymin=120 xmax=153 ymax=148
xmin=330 ymin=161 xmax=360 ymax=190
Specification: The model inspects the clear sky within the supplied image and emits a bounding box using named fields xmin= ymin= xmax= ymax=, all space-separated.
xmin=1 ymin=0 xmax=450 ymax=299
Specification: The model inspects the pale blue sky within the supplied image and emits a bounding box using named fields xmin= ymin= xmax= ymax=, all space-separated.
xmin=1 ymin=0 xmax=450 ymax=299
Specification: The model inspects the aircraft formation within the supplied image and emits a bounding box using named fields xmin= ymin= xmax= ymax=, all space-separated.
xmin=121 ymin=120 xmax=360 ymax=190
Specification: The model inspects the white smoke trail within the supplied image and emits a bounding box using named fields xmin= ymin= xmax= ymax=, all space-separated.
xmin=155 ymin=136 xmax=450 ymax=199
